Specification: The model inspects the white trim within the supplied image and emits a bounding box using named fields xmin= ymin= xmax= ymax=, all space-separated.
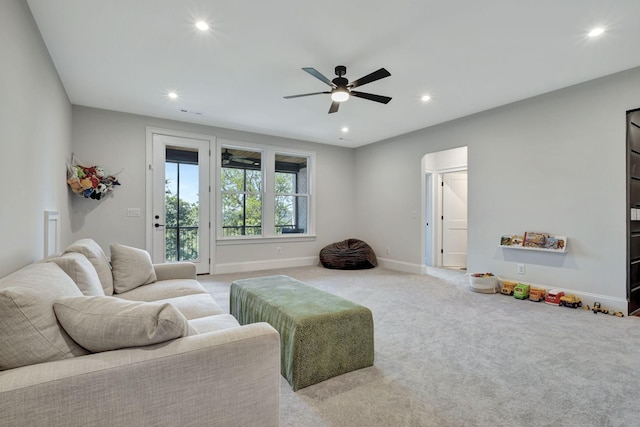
xmin=44 ymin=210 xmax=59 ymax=257
xmin=145 ymin=127 xmax=217 ymax=273
xmin=377 ymin=257 xmax=424 ymax=274
xmin=213 ymin=256 xmax=318 ymax=274
xmin=216 ymin=138 xmax=316 ymax=241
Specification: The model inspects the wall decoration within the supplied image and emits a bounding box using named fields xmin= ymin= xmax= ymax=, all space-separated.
xmin=66 ymin=154 xmax=121 ymax=200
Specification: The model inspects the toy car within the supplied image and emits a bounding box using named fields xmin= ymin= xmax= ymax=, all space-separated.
xmin=559 ymin=294 xmax=582 ymax=308
xmin=513 ymin=283 xmax=530 ymax=300
xmin=500 ymin=281 xmax=517 ymax=296
xmin=544 ymin=289 xmax=565 ymax=305
xmin=529 ymin=287 xmax=546 ymax=302
xmin=592 ymin=301 xmax=609 ymax=314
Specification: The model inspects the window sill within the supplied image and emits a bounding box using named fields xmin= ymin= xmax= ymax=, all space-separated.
xmin=216 ymin=235 xmax=316 ymax=246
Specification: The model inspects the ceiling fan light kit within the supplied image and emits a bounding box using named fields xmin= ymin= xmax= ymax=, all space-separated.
xmin=284 ymin=65 xmax=392 ymax=114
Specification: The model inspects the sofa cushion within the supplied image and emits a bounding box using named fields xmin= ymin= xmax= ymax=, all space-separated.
xmin=54 ymin=296 xmax=192 ymax=353
xmin=65 ymin=239 xmax=114 ymax=295
xmin=50 ymin=252 xmax=105 ymax=296
xmin=0 ymin=263 xmax=89 ymax=370
xmin=188 ymin=314 xmax=240 ymax=334
xmin=115 ymin=278 xmax=207 ymax=302
xmin=110 ymin=244 xmax=157 ymax=294
xmin=151 ymin=293 xmax=224 ymax=320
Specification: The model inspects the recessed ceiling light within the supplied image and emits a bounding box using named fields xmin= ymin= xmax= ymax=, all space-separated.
xmin=168 ymin=92 xmax=178 ymax=99
xmin=195 ymin=21 xmax=210 ymax=31
xmin=588 ymin=27 xmax=605 ymax=37
xmin=341 ymin=127 xmax=349 ymax=133
xmin=421 ymin=94 xmax=431 ymax=102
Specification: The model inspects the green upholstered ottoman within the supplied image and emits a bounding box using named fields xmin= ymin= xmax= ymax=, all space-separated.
xmin=230 ymin=275 xmax=374 ymax=391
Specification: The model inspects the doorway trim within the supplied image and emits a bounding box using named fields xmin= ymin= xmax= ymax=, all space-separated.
xmin=145 ymin=127 xmax=217 ymax=273
xmin=421 ymin=147 xmax=468 ymax=272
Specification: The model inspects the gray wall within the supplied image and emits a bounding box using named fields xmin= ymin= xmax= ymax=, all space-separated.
xmin=355 ymin=66 xmax=640 ymax=307
xmin=0 ymin=0 xmax=72 ymax=277
xmin=70 ymin=106 xmax=356 ymax=269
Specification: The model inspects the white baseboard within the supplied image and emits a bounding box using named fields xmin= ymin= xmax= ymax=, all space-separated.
xmin=377 ymin=258 xmax=424 ymax=274
xmin=213 ymin=256 xmax=318 ymax=275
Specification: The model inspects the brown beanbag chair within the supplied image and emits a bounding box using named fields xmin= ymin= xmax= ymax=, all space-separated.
xmin=319 ymin=238 xmax=378 ymax=270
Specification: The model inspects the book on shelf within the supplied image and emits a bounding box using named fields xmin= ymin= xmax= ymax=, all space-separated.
xmin=523 ymin=232 xmax=546 ymax=249
xmin=500 ymin=232 xmax=566 ymax=251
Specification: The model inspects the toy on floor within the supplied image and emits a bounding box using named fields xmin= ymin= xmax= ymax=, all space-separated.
xmin=513 ymin=283 xmax=530 ymax=300
xmin=559 ymin=294 xmax=582 ymax=308
xmin=529 ymin=287 xmax=546 ymax=302
xmin=500 ymin=280 xmax=517 ymax=296
xmin=591 ymin=301 xmax=609 ymax=314
xmin=469 ymin=273 xmax=499 ymax=294
xmin=544 ymin=289 xmax=565 ymax=305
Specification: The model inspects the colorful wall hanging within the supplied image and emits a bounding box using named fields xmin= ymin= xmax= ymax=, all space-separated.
xmin=66 ymin=154 xmax=121 ymax=200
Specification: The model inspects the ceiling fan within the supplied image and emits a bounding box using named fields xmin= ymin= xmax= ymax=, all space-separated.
xmin=221 ymin=149 xmax=258 ymax=166
xmin=284 ymin=65 xmax=391 ymax=114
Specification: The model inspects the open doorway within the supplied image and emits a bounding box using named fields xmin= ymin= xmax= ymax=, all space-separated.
xmin=422 ymin=147 xmax=468 ymax=270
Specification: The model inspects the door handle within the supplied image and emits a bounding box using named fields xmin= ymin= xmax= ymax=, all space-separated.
xmin=154 ymin=223 xmax=164 ymax=228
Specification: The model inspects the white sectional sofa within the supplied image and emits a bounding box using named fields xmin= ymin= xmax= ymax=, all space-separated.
xmin=0 ymin=239 xmax=280 ymax=427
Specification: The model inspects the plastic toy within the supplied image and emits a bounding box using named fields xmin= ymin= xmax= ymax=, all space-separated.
xmin=559 ymin=294 xmax=582 ymax=308
xmin=592 ymin=302 xmax=609 ymax=314
xmin=500 ymin=281 xmax=517 ymax=296
xmin=529 ymin=287 xmax=546 ymax=302
xmin=544 ymin=289 xmax=565 ymax=305
xmin=513 ymin=283 xmax=530 ymax=300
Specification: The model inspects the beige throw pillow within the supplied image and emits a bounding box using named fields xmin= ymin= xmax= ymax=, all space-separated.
xmin=110 ymin=244 xmax=157 ymax=294
xmin=50 ymin=252 xmax=105 ymax=296
xmin=0 ymin=263 xmax=89 ymax=370
xmin=64 ymin=239 xmax=114 ymax=295
xmin=53 ymin=296 xmax=190 ymax=353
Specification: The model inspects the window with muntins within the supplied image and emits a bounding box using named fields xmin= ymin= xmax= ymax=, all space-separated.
xmin=218 ymin=143 xmax=314 ymax=240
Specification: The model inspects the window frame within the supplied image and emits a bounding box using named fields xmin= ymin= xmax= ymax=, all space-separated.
xmin=216 ymin=139 xmax=315 ymax=242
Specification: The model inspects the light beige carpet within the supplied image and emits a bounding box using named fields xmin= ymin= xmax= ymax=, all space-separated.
xmin=200 ymin=266 xmax=640 ymax=427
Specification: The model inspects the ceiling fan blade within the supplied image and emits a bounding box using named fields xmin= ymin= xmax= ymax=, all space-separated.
xmin=302 ymin=67 xmax=336 ymax=87
xmin=328 ymin=101 xmax=340 ymax=114
xmin=349 ymin=68 xmax=391 ymax=89
xmin=284 ymin=91 xmax=329 ymax=99
xmin=235 ymin=158 xmax=255 ymax=165
xmin=351 ymin=91 xmax=392 ymax=104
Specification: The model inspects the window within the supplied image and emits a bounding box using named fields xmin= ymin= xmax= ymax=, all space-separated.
xmin=220 ymin=148 xmax=263 ymax=237
xmin=218 ymin=142 xmax=314 ymax=240
xmin=165 ymin=148 xmax=200 ymax=261
xmin=275 ymin=153 xmax=308 ymax=234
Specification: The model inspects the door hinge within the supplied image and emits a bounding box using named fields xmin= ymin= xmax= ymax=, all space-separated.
xmin=441 ymin=181 xmax=444 ymax=186
xmin=441 ymin=215 xmax=444 ymax=220
xmin=148 ymin=164 xmax=153 ymax=171
xmin=441 ymin=249 xmax=444 ymax=254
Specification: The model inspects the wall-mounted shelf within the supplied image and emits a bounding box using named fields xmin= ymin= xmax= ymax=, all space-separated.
xmin=499 ymin=233 xmax=567 ymax=253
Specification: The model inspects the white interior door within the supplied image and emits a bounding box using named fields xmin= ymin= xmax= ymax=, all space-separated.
xmin=442 ymin=171 xmax=467 ymax=267
xmin=151 ymin=134 xmax=210 ymax=274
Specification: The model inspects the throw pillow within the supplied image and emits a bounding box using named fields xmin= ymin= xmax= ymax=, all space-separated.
xmin=50 ymin=252 xmax=105 ymax=296
xmin=110 ymin=244 xmax=157 ymax=294
xmin=53 ymin=296 xmax=191 ymax=353
xmin=0 ymin=263 xmax=89 ymax=370
xmin=64 ymin=239 xmax=114 ymax=295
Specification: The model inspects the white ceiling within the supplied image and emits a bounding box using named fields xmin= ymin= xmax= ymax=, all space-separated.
xmin=27 ymin=0 xmax=640 ymax=148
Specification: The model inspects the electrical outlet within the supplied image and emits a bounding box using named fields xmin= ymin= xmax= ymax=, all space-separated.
xmin=127 ymin=208 xmax=141 ymax=217
xmin=386 ymin=247 xmax=391 ymax=255
xmin=517 ymin=264 xmax=525 ymax=274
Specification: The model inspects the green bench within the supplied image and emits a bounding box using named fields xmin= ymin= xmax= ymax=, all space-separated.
xmin=230 ymin=275 xmax=374 ymax=391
